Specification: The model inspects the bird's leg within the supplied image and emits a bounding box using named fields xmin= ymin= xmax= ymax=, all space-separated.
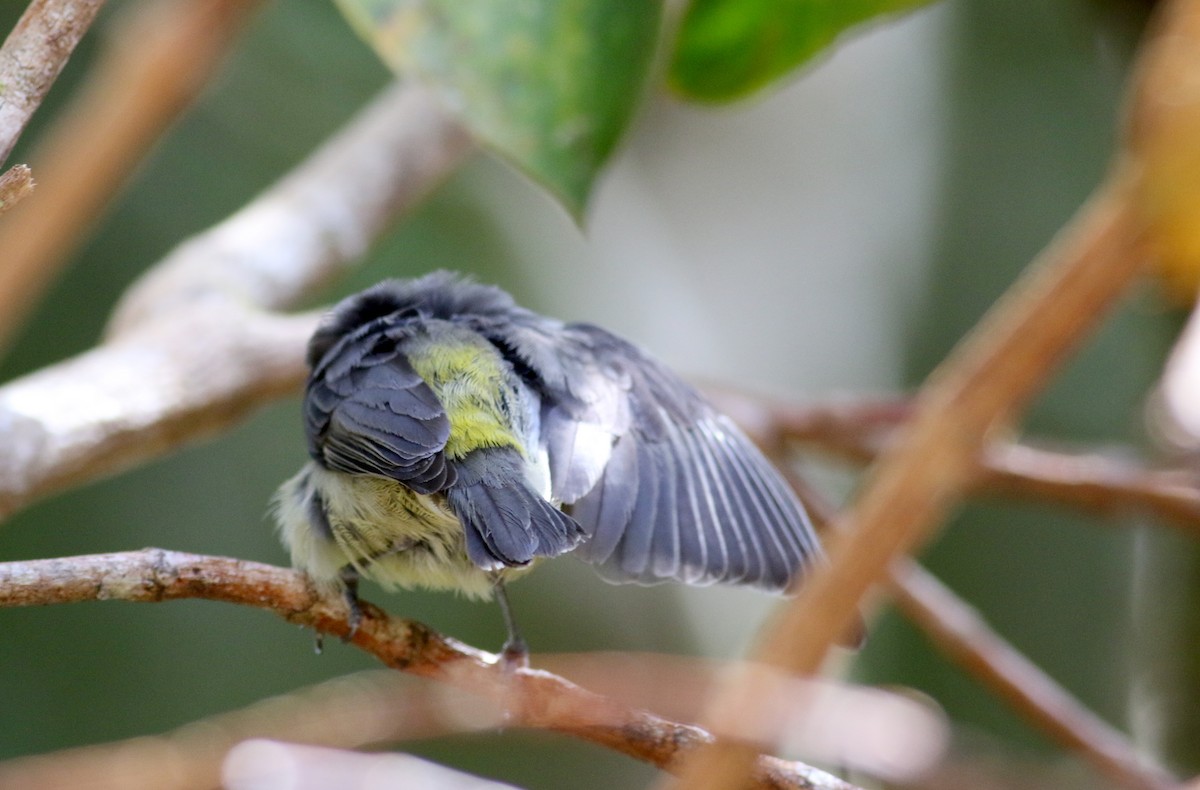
xmin=339 ymin=564 xmax=363 ymax=640
xmin=492 ymin=578 xmax=529 ymax=669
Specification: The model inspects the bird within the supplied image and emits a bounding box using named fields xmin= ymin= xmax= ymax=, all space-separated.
xmin=273 ymin=271 xmax=827 ymax=662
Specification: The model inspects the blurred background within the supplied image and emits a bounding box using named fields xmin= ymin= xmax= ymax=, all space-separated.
xmin=0 ymin=0 xmax=1189 ymax=787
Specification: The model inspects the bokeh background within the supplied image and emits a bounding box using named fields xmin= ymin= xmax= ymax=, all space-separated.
xmin=1 ymin=0 xmax=1190 ymax=787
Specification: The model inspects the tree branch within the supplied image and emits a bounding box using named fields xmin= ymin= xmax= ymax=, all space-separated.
xmin=0 ymin=670 xmax=495 ymax=790
xmin=764 ymin=460 xmax=1174 ymax=790
xmin=106 ymin=82 xmax=473 ymax=334
xmin=0 ymin=0 xmax=106 ymax=166
xmin=890 ymin=560 xmax=1175 ymax=790
xmin=707 ymin=388 xmax=1200 ymax=537
xmin=678 ymin=162 xmax=1152 ymax=787
xmin=0 ymin=81 xmax=473 ymax=523
xmin=0 ymin=0 xmax=266 ymax=356
xmin=0 ymin=549 xmax=858 ymax=790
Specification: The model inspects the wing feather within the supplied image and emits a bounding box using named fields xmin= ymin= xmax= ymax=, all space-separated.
xmin=304 ymin=320 xmax=454 ymax=495
xmin=514 ymin=323 xmax=822 ymax=592
xmin=691 ymin=422 xmax=749 ymax=584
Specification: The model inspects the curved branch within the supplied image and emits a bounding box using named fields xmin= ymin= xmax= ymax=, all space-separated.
xmin=0 ymin=81 xmax=473 ymax=523
xmin=767 ymin=461 xmax=1175 ymax=790
xmin=0 ymin=549 xmax=857 ymax=790
xmin=107 ymin=82 xmax=473 ymax=334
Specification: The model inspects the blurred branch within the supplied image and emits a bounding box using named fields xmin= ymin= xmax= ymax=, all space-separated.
xmin=0 ymin=81 xmax=473 ymax=523
xmin=0 ymin=670 xmax=492 ymax=790
xmin=679 ymin=161 xmax=1152 ymax=787
xmin=708 ymin=388 xmax=1200 ymax=537
xmin=768 ymin=461 xmax=1175 ymax=790
xmin=0 ymin=652 xmax=938 ymax=790
xmin=0 ymin=0 xmax=106 ymax=165
xmin=0 ymin=0 xmax=265 ymax=356
xmin=891 ymin=560 xmax=1175 ymax=790
xmin=0 ymin=549 xmax=858 ymax=790
xmin=222 ymin=742 xmax=521 ymax=790
xmin=105 ymin=80 xmax=471 ymax=333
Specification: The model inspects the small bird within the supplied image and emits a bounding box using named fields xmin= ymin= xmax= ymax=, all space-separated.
xmin=274 ymin=272 xmax=826 ymax=660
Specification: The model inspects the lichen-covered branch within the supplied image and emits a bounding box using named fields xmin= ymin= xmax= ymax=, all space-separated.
xmin=0 ymin=549 xmax=857 ymax=790
xmin=107 ymin=82 xmax=473 ymax=335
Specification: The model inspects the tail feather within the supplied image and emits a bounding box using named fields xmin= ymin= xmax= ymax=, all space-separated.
xmin=448 ymin=449 xmax=584 ymax=570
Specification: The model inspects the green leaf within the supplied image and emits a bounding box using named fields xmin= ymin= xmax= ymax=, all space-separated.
xmin=334 ymin=0 xmax=662 ymax=218
xmin=671 ymin=0 xmax=936 ymax=103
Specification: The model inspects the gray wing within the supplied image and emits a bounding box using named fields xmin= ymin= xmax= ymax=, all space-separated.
xmin=486 ymin=318 xmax=822 ymax=591
xmin=304 ymin=323 xmax=455 ymax=494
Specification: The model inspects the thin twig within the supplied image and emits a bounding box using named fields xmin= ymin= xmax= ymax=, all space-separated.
xmin=677 ymin=159 xmax=1151 ymax=786
xmin=707 ymin=388 xmax=1200 ymax=537
xmin=0 ymin=651 xmax=940 ymax=790
xmin=0 ymin=0 xmax=266 ymax=356
xmin=981 ymin=442 xmax=1200 ymax=532
xmin=0 ymin=162 xmax=33 ymax=214
xmin=0 ymin=549 xmax=857 ymax=790
xmin=0 ymin=0 xmax=106 ymax=165
xmin=0 ymin=82 xmax=473 ymax=523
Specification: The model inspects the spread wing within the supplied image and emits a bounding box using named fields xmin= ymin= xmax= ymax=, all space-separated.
xmin=486 ymin=318 xmax=823 ymax=591
xmin=304 ymin=322 xmax=455 ymax=494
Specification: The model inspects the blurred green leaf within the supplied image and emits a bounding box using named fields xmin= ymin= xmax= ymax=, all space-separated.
xmin=333 ymin=0 xmax=662 ymax=218
xmin=670 ymin=0 xmax=936 ymax=102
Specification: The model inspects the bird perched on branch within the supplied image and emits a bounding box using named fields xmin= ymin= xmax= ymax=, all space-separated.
xmin=274 ymin=272 xmax=827 ymax=662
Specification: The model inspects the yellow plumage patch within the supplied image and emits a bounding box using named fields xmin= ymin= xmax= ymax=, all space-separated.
xmin=406 ymin=336 xmax=524 ymax=460
xmin=275 ymin=464 xmax=534 ymax=600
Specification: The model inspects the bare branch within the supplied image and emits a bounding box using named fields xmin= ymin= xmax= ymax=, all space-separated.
xmin=981 ymin=442 xmax=1200 ymax=533
xmin=766 ymin=461 xmax=1175 ymax=790
xmin=890 ymin=560 xmax=1175 ymax=790
xmin=0 ymin=671 xmax=494 ymax=790
xmin=107 ymin=82 xmax=474 ymax=334
xmin=0 ymin=309 xmax=314 ymax=520
xmin=0 ymin=0 xmax=266 ymax=356
xmin=707 ymin=388 xmax=1200 ymax=537
xmin=0 ymin=549 xmax=858 ymax=790
xmin=678 ymin=163 xmax=1152 ymax=786
xmin=0 ymin=0 xmax=106 ymax=165
xmin=0 ymin=82 xmax=473 ymax=523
